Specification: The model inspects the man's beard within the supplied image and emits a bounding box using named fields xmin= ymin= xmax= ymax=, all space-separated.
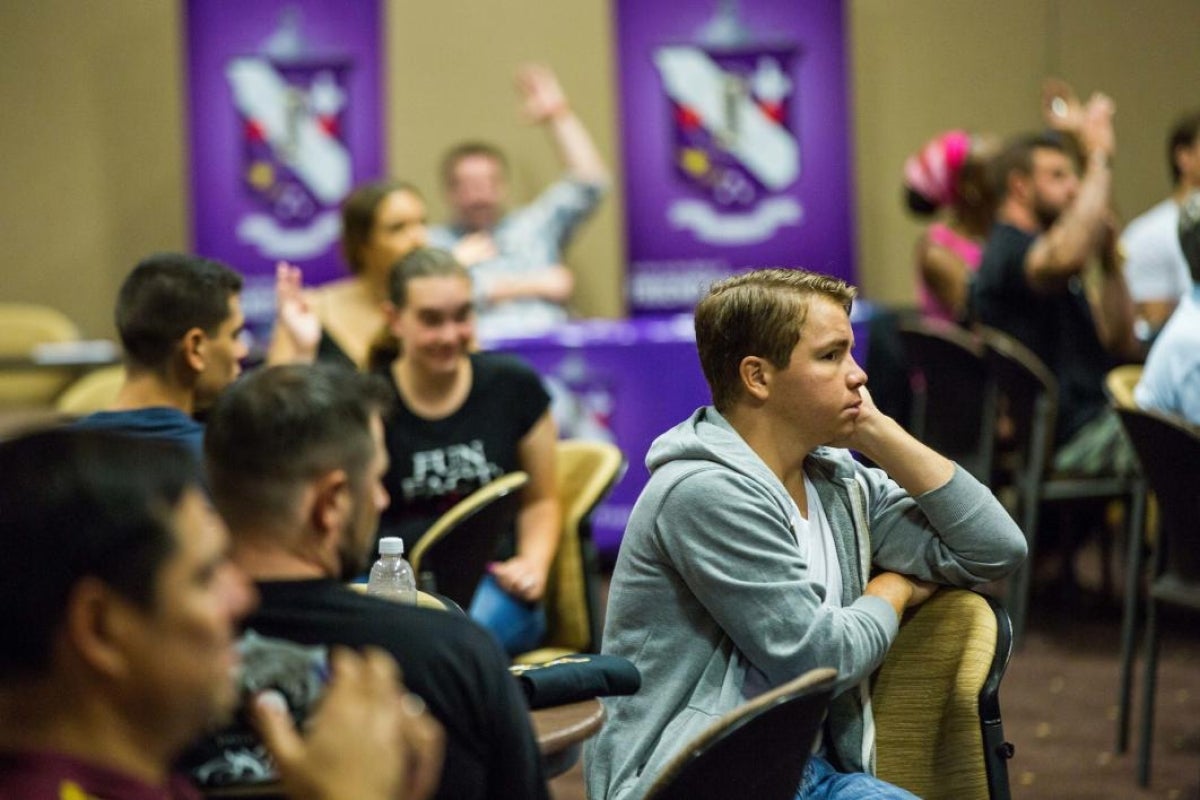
xmin=336 ymin=513 xmax=373 ymax=582
xmin=1032 ymin=195 xmax=1062 ymax=230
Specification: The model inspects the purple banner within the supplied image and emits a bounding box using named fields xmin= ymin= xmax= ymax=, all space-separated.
xmin=489 ymin=317 xmax=712 ymax=560
xmin=615 ymin=0 xmax=856 ymax=312
xmin=185 ymin=0 xmax=384 ymax=337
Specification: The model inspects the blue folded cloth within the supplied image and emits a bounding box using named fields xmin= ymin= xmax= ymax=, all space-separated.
xmin=509 ymin=653 xmax=641 ymax=709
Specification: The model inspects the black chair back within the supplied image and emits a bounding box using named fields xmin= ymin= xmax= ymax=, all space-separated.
xmin=979 ymin=325 xmax=1059 ymax=485
xmin=1116 ymin=408 xmax=1200 ymax=592
xmin=896 ymin=318 xmax=996 ymax=482
xmin=1114 ymin=407 xmax=1200 ymax=785
xmin=644 ymin=668 xmax=836 ymax=800
xmin=979 ymin=326 xmax=1145 ymax=657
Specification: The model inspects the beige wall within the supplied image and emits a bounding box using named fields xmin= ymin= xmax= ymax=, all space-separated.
xmin=3 ymin=1 xmax=1199 ymax=337
xmin=1 ymin=0 xmax=187 ymax=337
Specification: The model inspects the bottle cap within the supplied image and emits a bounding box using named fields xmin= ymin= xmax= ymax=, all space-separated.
xmin=379 ymin=537 xmax=405 ymax=556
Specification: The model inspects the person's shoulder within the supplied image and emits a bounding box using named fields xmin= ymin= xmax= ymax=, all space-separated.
xmin=1123 ymin=198 xmax=1177 ymax=246
xmin=987 ymin=221 xmax=1036 ymax=248
xmin=978 ymin=223 xmax=1037 ymax=294
xmin=311 ymin=278 xmax=357 ymax=308
xmin=261 ymin=581 xmax=502 ymax=661
xmin=75 ymin=406 xmax=201 ymax=434
xmin=654 ymin=457 xmax=782 ymax=517
xmin=472 ymin=351 xmax=541 ymax=383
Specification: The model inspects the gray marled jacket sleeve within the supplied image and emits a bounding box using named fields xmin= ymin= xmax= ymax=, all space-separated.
xmin=863 ymin=463 xmax=1027 ymax=585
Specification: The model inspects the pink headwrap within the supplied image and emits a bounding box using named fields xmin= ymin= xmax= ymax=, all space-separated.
xmin=903 ymin=129 xmax=971 ymax=209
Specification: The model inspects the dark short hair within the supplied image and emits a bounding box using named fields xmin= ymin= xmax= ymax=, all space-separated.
xmin=1168 ymin=110 xmax=1200 ymax=185
xmin=205 ymin=364 xmax=392 ymax=531
xmin=1178 ymin=192 xmax=1200 ymax=284
xmin=116 ymin=253 xmax=243 ymax=372
xmin=340 ymin=180 xmax=423 ymax=275
xmin=440 ymin=141 xmax=509 ymax=188
xmin=695 ymin=268 xmax=856 ymax=411
xmin=0 ymin=429 xmax=200 ymax=680
xmin=989 ymin=133 xmax=1072 ymax=202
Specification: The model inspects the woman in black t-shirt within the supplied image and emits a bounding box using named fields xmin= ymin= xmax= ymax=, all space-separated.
xmin=372 ymin=247 xmax=560 ymax=655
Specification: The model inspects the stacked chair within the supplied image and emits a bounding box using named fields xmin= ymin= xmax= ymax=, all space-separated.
xmin=978 ymin=326 xmax=1146 ymax=646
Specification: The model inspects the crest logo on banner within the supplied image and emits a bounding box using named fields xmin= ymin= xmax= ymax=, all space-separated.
xmin=187 ymin=0 xmax=382 ymax=340
xmin=228 ymin=10 xmax=352 ymax=262
xmin=616 ymin=0 xmax=853 ymax=314
xmin=655 ymin=3 xmax=802 ymax=246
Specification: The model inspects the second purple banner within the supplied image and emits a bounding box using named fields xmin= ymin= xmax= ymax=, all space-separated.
xmin=615 ymin=0 xmax=857 ymax=313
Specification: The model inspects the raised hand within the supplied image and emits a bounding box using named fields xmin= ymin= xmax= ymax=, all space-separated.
xmin=1041 ymin=77 xmax=1084 ymax=135
xmin=274 ymin=262 xmax=321 ymax=357
xmin=515 ymin=63 xmax=570 ymax=124
xmin=452 ymin=231 xmax=499 ymax=268
xmin=1080 ymin=92 xmax=1116 ymax=160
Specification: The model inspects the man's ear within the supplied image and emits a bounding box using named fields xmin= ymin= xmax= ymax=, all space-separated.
xmin=738 ymin=355 xmax=771 ymax=402
xmin=1008 ymin=169 xmax=1031 ymax=204
xmin=309 ymin=469 xmax=351 ymax=542
xmin=64 ymin=577 xmax=140 ymax=680
xmin=181 ymin=327 xmax=207 ymax=373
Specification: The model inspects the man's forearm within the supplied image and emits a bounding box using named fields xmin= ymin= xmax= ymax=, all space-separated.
xmin=544 ymin=111 xmax=609 ymax=185
xmin=1093 ymin=244 xmax=1139 ymax=357
xmin=852 ymin=414 xmax=955 ymax=497
xmin=1027 ymin=151 xmax=1112 ymax=288
xmin=486 ymin=267 xmax=574 ymax=304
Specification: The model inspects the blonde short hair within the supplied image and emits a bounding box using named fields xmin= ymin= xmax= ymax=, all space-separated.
xmin=695 ymin=268 xmax=855 ymax=411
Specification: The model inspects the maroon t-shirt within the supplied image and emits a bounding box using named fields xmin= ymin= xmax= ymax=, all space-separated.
xmin=0 ymin=750 xmax=201 ymax=800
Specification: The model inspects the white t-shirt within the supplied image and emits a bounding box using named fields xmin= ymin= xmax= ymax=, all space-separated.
xmin=793 ymin=475 xmax=843 ymax=609
xmin=742 ymin=476 xmax=843 ymax=702
xmin=1121 ymin=198 xmax=1192 ymax=303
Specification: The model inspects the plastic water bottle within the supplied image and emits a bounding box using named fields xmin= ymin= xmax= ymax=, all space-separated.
xmin=366 ymin=537 xmax=417 ymax=604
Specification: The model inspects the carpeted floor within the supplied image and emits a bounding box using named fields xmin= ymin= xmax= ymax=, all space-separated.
xmin=551 ymin=551 xmax=1200 ymax=799
xmin=999 ymin=597 xmax=1200 ymax=799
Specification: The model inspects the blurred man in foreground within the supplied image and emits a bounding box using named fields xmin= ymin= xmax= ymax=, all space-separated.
xmin=0 ymin=428 xmax=441 ymax=800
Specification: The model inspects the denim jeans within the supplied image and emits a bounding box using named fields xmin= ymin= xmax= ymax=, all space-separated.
xmin=468 ymin=574 xmax=547 ymax=656
xmin=796 ymin=756 xmax=920 ymax=800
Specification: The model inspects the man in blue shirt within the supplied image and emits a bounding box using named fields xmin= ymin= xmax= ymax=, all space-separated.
xmin=73 ymin=252 xmax=249 ymax=459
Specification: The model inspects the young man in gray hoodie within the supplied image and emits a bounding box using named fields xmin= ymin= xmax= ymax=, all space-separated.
xmin=586 ymin=268 xmax=1026 ymax=800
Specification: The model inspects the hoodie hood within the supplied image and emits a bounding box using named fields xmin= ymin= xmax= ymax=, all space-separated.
xmin=646 ymin=406 xmax=853 ymax=508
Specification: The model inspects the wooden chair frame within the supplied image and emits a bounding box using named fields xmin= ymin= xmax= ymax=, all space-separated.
xmin=408 ymin=471 xmax=529 ymax=610
xmin=517 ymin=439 xmax=625 ymax=664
